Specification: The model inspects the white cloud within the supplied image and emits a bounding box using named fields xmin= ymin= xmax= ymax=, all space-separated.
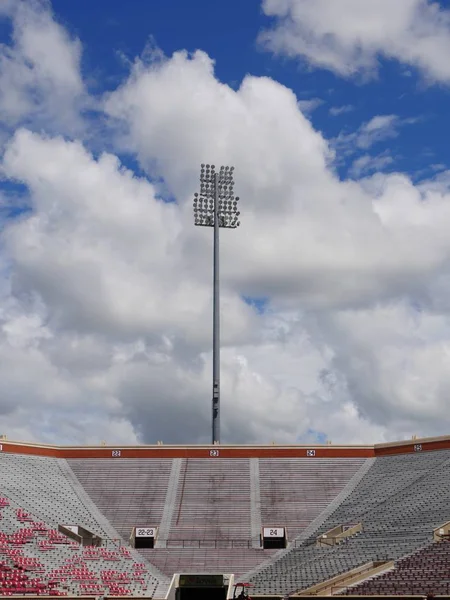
xmin=334 ymin=114 xmax=399 ymax=153
xmin=0 ymin=127 xmax=310 ymax=445
xmin=2 ymin=5 xmax=450 ymax=447
xmin=330 ymin=114 xmax=418 ymax=173
xmin=350 ymin=152 xmax=394 ymax=178
xmin=311 ymin=303 xmax=450 ymax=439
xmin=104 ymin=49 xmax=331 ymax=204
xmin=297 ymin=97 xmax=323 ymax=114
xmin=0 ymin=0 xmax=85 ymax=134
xmin=107 ymin=57 xmax=442 ymax=311
xmin=329 ymin=105 xmax=354 ymax=116
xmin=260 ymin=0 xmax=450 ymax=83
xmin=357 ymin=115 xmax=399 ymax=149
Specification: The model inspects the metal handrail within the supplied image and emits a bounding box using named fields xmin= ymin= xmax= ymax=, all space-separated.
xmin=162 ymin=539 xmax=254 ymax=549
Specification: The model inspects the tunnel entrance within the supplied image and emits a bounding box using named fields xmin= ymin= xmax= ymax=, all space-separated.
xmin=177 ymin=585 xmax=227 ymax=600
xmin=176 ymin=575 xmax=227 ymax=600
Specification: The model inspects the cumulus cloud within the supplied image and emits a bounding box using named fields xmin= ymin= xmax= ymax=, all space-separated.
xmin=311 ymin=303 xmax=450 ymax=439
xmin=0 ymin=126 xmax=310 ymax=445
xmin=2 ymin=2 xmax=450 ymax=447
xmin=260 ymin=0 xmax=450 ymax=82
xmin=0 ymin=0 xmax=85 ymax=134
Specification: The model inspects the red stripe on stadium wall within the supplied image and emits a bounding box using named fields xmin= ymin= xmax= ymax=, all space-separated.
xmin=0 ymin=443 xmax=374 ymax=458
xmin=1 ymin=436 xmax=449 ymax=459
xmin=375 ymin=437 xmax=450 ymax=456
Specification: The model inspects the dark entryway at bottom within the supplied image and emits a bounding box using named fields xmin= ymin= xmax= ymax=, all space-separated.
xmin=177 ymin=585 xmax=227 ymax=600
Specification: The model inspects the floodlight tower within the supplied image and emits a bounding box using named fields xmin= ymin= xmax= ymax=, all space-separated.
xmin=193 ymin=164 xmax=241 ymax=445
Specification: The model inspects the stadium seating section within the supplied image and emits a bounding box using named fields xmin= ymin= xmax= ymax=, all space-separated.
xmin=0 ymin=454 xmax=167 ymax=597
xmin=248 ymin=450 xmax=450 ymax=594
xmin=1 ymin=445 xmax=450 ymax=596
xmin=345 ymin=539 xmax=450 ymax=596
xmin=69 ymin=456 xmax=365 ymax=576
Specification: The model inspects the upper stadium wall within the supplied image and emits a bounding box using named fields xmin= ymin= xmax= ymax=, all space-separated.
xmin=1 ymin=434 xmax=450 ymax=458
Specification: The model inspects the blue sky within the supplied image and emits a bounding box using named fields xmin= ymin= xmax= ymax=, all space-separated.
xmin=3 ymin=0 xmax=450 ymax=446
xmin=2 ymin=0 xmax=448 ymax=187
xmin=48 ymin=0 xmax=450 ymax=182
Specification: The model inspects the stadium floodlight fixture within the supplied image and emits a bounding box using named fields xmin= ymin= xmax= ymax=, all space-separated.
xmin=193 ymin=164 xmax=241 ymax=445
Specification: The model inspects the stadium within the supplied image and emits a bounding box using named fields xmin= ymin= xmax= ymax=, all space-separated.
xmin=3 ymin=0 xmax=450 ymax=599
xmin=1 ymin=435 xmax=450 ymax=598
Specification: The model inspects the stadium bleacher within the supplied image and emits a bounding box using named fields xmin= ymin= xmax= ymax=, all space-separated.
xmin=345 ymin=539 xmax=450 ymax=596
xmin=69 ymin=455 xmax=366 ymax=576
xmin=66 ymin=457 xmax=174 ymax=542
xmin=0 ymin=495 xmax=163 ymax=596
xmin=258 ymin=457 xmax=366 ymax=540
xmin=247 ymin=449 xmax=450 ymax=595
xmin=1 ymin=438 xmax=450 ymax=597
xmin=0 ymin=453 xmax=169 ymax=597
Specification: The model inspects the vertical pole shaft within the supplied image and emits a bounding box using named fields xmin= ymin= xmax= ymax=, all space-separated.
xmin=212 ymin=171 xmax=220 ymax=444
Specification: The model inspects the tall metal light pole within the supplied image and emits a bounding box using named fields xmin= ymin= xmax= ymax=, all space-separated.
xmin=193 ymin=164 xmax=241 ymax=444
